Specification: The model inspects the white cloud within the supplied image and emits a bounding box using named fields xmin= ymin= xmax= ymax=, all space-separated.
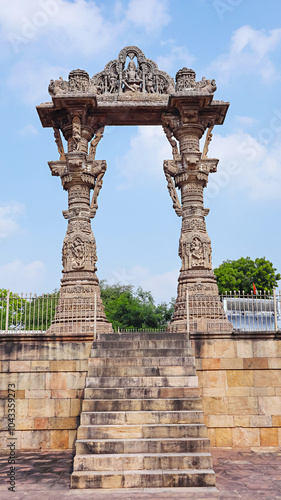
xmin=117 ymin=126 xmax=171 ymax=189
xmin=157 ymin=41 xmax=195 ymax=74
xmin=1 ymin=0 xmax=172 ymax=103
xmin=126 ymin=0 xmax=170 ymax=33
xmin=207 ymin=130 xmax=281 ymax=201
xmin=107 ymin=264 xmax=178 ymax=303
xmin=0 ymin=0 xmax=115 ymax=56
xmin=0 ymin=0 xmax=170 ymax=57
xmin=210 ymin=25 xmax=281 ymax=82
xmin=0 ymin=202 xmax=25 ymax=240
xmin=18 ymin=124 xmax=38 ymax=136
xmin=234 ymin=115 xmax=257 ymax=128
xmin=0 ymin=259 xmax=46 ymax=294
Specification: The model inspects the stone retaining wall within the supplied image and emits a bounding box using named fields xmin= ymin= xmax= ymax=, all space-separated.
xmin=0 ymin=334 xmax=280 ymax=450
xmin=192 ymin=338 xmax=281 ymax=448
xmin=0 ymin=337 xmax=92 ymax=450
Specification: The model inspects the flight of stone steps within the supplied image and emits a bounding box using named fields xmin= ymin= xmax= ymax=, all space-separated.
xmin=71 ymin=332 xmax=215 ymax=489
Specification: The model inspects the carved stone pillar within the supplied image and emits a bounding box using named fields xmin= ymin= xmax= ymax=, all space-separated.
xmin=162 ymin=95 xmax=232 ymax=334
xmin=47 ymin=112 xmax=112 ymax=334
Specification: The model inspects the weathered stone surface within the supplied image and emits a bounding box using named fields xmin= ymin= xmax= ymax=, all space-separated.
xmin=50 ymin=429 xmax=69 ymax=449
xmin=260 ymin=428 xmax=278 ymax=447
xmin=227 ymin=370 xmax=254 ymax=388
xmin=232 ymin=428 xmax=260 ymax=448
xmin=259 ymin=396 xmax=281 ymax=415
xmin=228 ymin=397 xmax=258 ymax=416
xmin=215 ymin=428 xmax=232 ymax=447
xmin=236 ymin=341 xmax=253 ymax=358
xmin=72 ymin=331 xmax=214 ymax=489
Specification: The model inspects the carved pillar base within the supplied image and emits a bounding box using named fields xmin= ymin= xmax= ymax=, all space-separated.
xmin=169 ymin=272 xmax=232 ymax=334
xmin=48 ymin=281 xmax=113 ymax=335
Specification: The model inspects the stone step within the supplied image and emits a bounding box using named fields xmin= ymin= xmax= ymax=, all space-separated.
xmin=72 ymin=329 xmax=212 ymax=491
xmin=75 ymin=437 xmax=210 ymax=455
xmin=81 ymin=410 xmax=204 ymax=426
xmin=82 ymin=398 xmax=203 ymax=412
xmin=85 ymin=375 xmax=198 ymax=389
xmin=84 ymin=387 xmax=200 ymax=400
xmin=93 ymin=339 xmax=192 ymax=350
xmin=87 ymin=365 xmax=196 ymax=377
xmin=73 ymin=452 xmax=213 ymax=472
xmin=77 ymin=423 xmax=208 ymax=440
xmin=71 ymin=469 xmax=216 ymax=489
xmin=88 ymin=356 xmax=196 ymax=368
xmin=90 ymin=348 xmax=194 ymax=358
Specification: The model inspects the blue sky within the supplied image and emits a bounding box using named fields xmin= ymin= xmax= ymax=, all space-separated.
xmin=0 ymin=0 xmax=281 ymax=303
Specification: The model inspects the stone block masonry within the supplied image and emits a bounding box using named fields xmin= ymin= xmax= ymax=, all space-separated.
xmin=0 ymin=335 xmax=92 ymax=450
xmin=0 ymin=334 xmax=281 ymax=451
xmin=192 ymin=337 xmax=281 ymax=448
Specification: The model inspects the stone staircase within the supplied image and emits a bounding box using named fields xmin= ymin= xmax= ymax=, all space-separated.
xmin=71 ymin=332 xmax=215 ymax=489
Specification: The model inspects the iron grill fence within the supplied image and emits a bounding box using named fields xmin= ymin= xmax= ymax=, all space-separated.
xmin=221 ymin=290 xmax=281 ymax=332
xmin=0 ymin=292 xmax=60 ymax=333
xmin=1 ymin=290 xmax=280 ymax=334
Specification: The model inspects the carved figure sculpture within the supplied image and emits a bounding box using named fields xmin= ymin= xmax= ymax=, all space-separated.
xmin=53 ymin=127 xmax=66 ymax=161
xmin=145 ymin=71 xmax=155 ymax=93
xmin=71 ymin=237 xmax=85 ymax=269
xmin=89 ymin=126 xmax=105 ymax=160
xmin=190 ymin=237 xmax=203 ymax=264
xmin=108 ymin=70 xmax=118 ymax=93
xmin=123 ymin=60 xmax=142 ymax=93
xmin=72 ymin=116 xmax=81 ymax=152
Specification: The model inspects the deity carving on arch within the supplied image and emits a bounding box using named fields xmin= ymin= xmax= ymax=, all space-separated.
xmin=108 ymin=70 xmax=118 ymax=93
xmin=122 ymin=59 xmax=142 ymax=93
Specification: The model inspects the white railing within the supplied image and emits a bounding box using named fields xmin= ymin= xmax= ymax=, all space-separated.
xmin=187 ymin=290 xmax=281 ymax=333
xmin=0 ymin=292 xmax=98 ymax=334
xmin=221 ymin=290 xmax=281 ymax=332
xmin=0 ymin=292 xmax=59 ymax=333
xmin=1 ymin=290 xmax=280 ymax=334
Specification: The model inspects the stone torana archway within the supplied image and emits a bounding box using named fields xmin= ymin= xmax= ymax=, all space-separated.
xmin=37 ymin=46 xmax=232 ymax=335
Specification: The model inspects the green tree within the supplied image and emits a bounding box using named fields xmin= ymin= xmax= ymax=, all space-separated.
xmin=100 ymin=281 xmax=175 ymax=330
xmin=214 ymin=257 xmax=281 ymax=294
xmin=0 ymin=289 xmax=27 ymax=331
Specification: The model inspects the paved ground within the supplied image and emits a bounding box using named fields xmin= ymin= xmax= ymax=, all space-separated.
xmin=1 ymin=448 xmax=281 ymax=499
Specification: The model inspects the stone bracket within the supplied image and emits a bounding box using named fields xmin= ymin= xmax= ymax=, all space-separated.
xmin=163 ymin=160 xmax=182 ymax=217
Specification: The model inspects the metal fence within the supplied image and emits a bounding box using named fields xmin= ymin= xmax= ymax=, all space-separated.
xmin=1 ymin=290 xmax=280 ymax=334
xmin=222 ymin=290 xmax=281 ymax=332
xmin=0 ymin=292 xmax=98 ymax=334
xmin=0 ymin=292 xmax=59 ymax=333
xmin=187 ymin=290 xmax=281 ymax=333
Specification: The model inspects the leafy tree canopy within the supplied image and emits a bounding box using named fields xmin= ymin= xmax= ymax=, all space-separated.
xmin=100 ymin=281 xmax=175 ymax=330
xmin=214 ymin=257 xmax=281 ymax=294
